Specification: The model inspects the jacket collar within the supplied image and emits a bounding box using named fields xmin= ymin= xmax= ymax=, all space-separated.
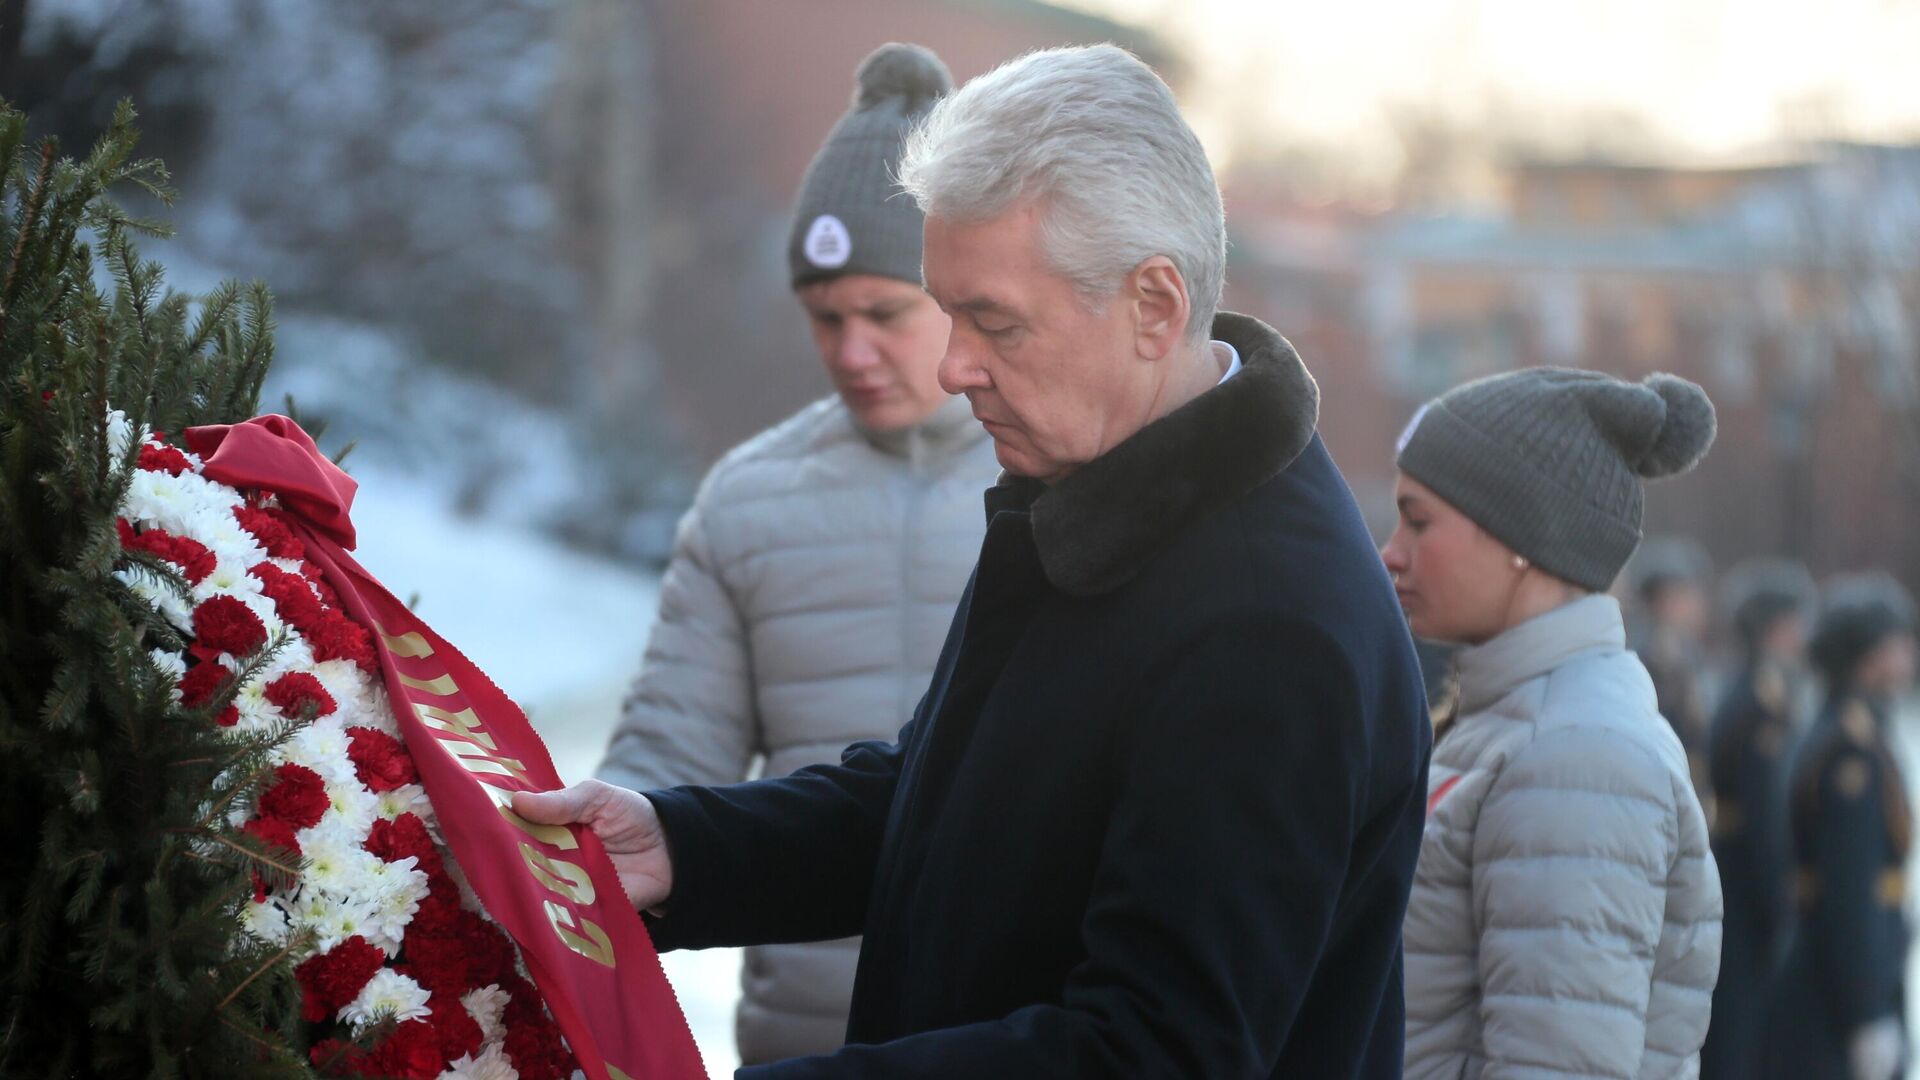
xmin=983 ymin=311 xmax=1320 ymax=597
xmin=1455 ymin=593 xmax=1626 ymax=714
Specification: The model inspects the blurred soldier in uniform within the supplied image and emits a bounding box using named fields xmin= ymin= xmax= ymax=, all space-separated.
xmin=1766 ymin=573 xmax=1918 ymax=1080
xmin=1628 ymin=537 xmax=1714 ymax=796
xmin=1700 ymin=558 xmax=1816 ymax=1080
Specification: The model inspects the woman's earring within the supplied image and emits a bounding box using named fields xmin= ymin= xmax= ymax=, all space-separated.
xmin=1512 ymin=555 xmax=1528 ymax=571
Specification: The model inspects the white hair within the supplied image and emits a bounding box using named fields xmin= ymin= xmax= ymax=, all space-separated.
xmin=897 ymin=44 xmax=1226 ymax=344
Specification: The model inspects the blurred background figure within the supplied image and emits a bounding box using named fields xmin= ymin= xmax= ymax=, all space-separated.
xmin=1702 ymin=557 xmax=1818 ymax=1080
xmin=592 ymin=44 xmax=1003 ymax=1066
xmin=1627 ymin=536 xmax=1716 ymax=797
xmin=1768 ymin=574 xmax=1919 ymax=1080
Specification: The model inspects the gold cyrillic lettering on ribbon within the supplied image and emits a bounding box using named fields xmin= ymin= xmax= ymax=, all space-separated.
xmin=478 ymin=782 xmax=581 ymax=850
xmin=520 ymin=842 xmax=597 ymax=905
xmin=398 ymin=671 xmax=460 ymax=696
xmin=544 ymin=900 xmax=616 ymax=968
xmin=374 ymin=624 xmax=435 ymax=659
xmin=413 ymin=702 xmax=499 ymax=750
xmin=436 ymin=736 xmax=533 ymax=784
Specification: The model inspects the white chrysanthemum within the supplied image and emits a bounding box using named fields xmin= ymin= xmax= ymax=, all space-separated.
xmin=300 ymin=832 xmax=376 ymax=896
xmin=288 ymin=890 xmax=381 ymax=954
xmin=148 ymin=649 xmax=187 ymax=702
xmin=321 ymin=777 xmax=380 ymax=838
xmin=311 ymin=660 xmax=382 ymax=724
xmin=277 ymin=718 xmax=360 ymax=786
xmin=362 ymin=860 xmax=429 ymax=955
xmin=461 ymin=984 xmax=511 ymax=1044
xmin=241 ymin=897 xmax=291 ymax=945
xmin=339 ymin=968 xmax=432 ymax=1029
xmin=189 ymin=561 xmax=265 ymax=607
xmin=437 ymin=1042 xmax=519 ymax=1080
xmin=374 ymin=783 xmax=431 ymax=824
xmin=106 ymin=409 xmax=141 ymax=460
xmin=115 ymin=566 xmax=195 ymax=632
xmin=182 ymin=504 xmax=263 ymax=567
xmin=261 ymin=635 xmax=318 ymax=681
xmin=297 ymin=808 xmax=372 ymax=857
xmin=229 ymin=673 xmax=281 ymax=732
xmin=269 ymin=556 xmax=307 ymax=576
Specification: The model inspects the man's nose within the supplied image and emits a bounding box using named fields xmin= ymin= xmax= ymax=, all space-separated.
xmin=938 ymin=335 xmax=987 ymax=395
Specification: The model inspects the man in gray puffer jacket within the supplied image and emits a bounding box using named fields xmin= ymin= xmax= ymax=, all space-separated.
xmin=595 ymin=43 xmax=999 ymax=1065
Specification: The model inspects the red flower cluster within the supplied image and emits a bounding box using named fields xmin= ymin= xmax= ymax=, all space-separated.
xmin=365 ymin=813 xmax=445 ymax=884
xmin=265 ymin=671 xmax=336 ymax=719
xmin=500 ymin=972 xmax=579 ymax=1080
xmin=295 ymin=935 xmax=386 ymax=1023
xmin=235 ymin=503 xmax=306 ymax=561
xmin=313 ymin=996 xmax=485 ymax=1080
xmin=307 ymin=612 xmax=378 ymax=675
xmin=138 ymin=441 xmax=193 ymax=476
xmin=257 ymin=762 xmax=329 ymax=832
xmin=399 ymin=887 xmax=519 ymax=997
xmin=347 ymin=727 xmax=418 ymax=793
xmin=192 ymin=594 xmax=269 ymax=657
xmin=252 ymin=560 xmax=326 ymax=632
xmin=116 ymin=519 xmax=216 ymax=585
xmin=176 ymin=660 xmax=238 ymax=727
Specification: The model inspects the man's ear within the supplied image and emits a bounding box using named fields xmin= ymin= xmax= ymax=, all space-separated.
xmin=1127 ymin=255 xmax=1191 ymax=362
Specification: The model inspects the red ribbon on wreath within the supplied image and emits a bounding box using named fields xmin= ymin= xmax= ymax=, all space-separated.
xmin=187 ymin=415 xmax=705 ymax=1080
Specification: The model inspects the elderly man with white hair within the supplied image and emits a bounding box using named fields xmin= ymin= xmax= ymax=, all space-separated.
xmin=521 ymin=44 xmax=1431 ymax=1078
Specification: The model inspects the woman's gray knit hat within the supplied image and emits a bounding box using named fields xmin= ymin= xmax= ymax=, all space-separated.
xmin=1395 ymin=367 xmax=1717 ymax=591
xmin=788 ymin=43 xmax=951 ymax=289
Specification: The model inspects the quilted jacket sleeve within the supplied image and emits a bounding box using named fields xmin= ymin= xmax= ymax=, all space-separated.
xmin=1471 ymin=724 xmax=1680 ymax=1079
xmin=596 ymin=490 xmax=758 ymax=792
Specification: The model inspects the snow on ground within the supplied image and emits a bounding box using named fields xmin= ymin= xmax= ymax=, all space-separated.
xmin=345 ymin=470 xmax=741 ymax=1077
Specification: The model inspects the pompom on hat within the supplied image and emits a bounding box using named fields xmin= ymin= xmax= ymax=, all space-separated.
xmin=1396 ymin=367 xmax=1717 ymax=591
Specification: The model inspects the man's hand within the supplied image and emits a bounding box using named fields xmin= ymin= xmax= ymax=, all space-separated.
xmin=513 ymin=780 xmax=674 ymax=912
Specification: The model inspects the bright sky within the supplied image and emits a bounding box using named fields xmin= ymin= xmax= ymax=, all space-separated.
xmin=1068 ymin=0 xmax=1920 ymax=169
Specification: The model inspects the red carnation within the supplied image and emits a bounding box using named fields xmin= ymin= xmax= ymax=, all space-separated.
xmin=424 ymin=995 xmax=484 ymax=1064
xmin=307 ymin=612 xmax=377 ymax=674
xmin=499 ymin=972 xmax=579 ymax=1079
xmin=365 ymin=813 xmax=444 ymax=878
xmin=346 ymin=727 xmax=418 ymax=792
xmin=265 ymin=671 xmax=336 ymax=719
xmin=294 ymin=936 xmax=385 ymax=1024
xmin=252 ymin=561 xmax=325 ymax=632
xmin=503 ymin=1004 xmax=577 ymax=1080
xmin=116 ymin=518 xmax=136 ymax=546
xmin=177 ymin=661 xmax=231 ymax=708
xmin=122 ymin=524 xmax=216 ymax=584
xmin=242 ymin=815 xmax=301 ymax=858
xmin=355 ymin=1016 xmax=450 ymax=1080
xmin=137 ymin=441 xmax=193 ymax=475
xmin=191 ymin=594 xmax=268 ymax=656
xmin=234 ymin=504 xmax=306 ymax=561
xmin=257 ymin=762 xmax=329 ymax=831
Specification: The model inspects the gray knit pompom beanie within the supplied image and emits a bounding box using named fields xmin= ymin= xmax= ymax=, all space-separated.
xmin=787 ymin=43 xmax=951 ymax=289
xmin=1396 ymin=367 xmax=1717 ymax=591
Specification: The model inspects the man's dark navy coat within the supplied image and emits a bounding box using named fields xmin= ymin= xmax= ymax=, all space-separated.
xmin=644 ymin=313 xmax=1432 ymax=1078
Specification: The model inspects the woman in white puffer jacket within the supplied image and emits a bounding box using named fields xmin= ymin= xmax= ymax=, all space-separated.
xmin=1383 ymin=366 xmax=1724 ymax=1079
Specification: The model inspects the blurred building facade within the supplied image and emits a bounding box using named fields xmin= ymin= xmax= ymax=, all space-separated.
xmin=1227 ymin=144 xmax=1920 ymax=591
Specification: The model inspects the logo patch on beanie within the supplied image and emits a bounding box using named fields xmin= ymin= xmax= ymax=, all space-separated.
xmin=804 ymin=214 xmax=853 ymax=270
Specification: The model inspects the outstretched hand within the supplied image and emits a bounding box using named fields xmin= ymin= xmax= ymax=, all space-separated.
xmin=513 ymin=780 xmax=673 ymax=912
